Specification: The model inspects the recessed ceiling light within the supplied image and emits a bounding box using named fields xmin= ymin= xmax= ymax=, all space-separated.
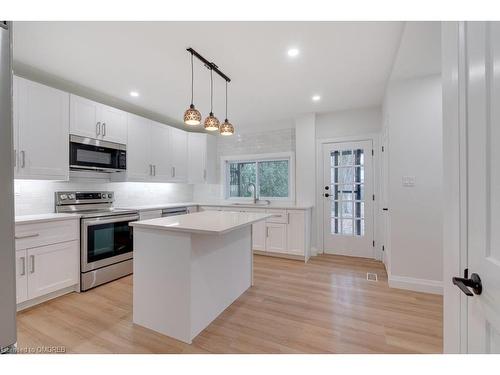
xmin=287 ymin=48 xmax=299 ymax=57
xmin=312 ymin=95 xmax=321 ymax=101
xmin=129 ymin=91 xmax=139 ymax=97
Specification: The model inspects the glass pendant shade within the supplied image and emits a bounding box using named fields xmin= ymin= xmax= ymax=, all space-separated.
xmin=219 ymin=119 xmax=234 ymax=136
xmin=204 ymin=112 xmax=220 ymax=131
xmin=184 ymin=104 xmax=202 ymax=126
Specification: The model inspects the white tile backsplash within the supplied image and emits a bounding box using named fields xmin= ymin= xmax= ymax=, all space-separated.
xmin=14 ymin=179 xmax=193 ymax=215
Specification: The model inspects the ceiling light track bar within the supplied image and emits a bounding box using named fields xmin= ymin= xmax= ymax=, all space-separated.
xmin=187 ymin=47 xmax=231 ymax=83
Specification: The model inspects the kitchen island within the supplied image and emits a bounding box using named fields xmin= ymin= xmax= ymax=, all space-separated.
xmin=130 ymin=210 xmax=271 ymax=344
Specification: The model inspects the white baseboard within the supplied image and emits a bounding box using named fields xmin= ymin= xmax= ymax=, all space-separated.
xmin=388 ymin=275 xmax=443 ymax=295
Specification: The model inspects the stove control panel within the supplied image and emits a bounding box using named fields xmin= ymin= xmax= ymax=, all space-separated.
xmin=55 ymin=191 xmax=114 ymax=205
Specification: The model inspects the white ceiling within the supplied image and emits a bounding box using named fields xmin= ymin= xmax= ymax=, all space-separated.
xmin=13 ymin=21 xmax=404 ymax=131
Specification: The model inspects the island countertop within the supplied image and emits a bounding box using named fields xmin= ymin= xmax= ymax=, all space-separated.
xmin=130 ymin=210 xmax=271 ymax=235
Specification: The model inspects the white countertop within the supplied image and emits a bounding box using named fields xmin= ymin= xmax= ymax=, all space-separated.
xmin=131 ymin=210 xmax=271 ymax=235
xmin=116 ymin=202 xmax=197 ymax=211
xmin=15 ymin=213 xmax=81 ymax=224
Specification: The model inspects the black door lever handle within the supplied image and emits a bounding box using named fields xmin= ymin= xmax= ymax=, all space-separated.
xmin=452 ymin=273 xmax=482 ymax=296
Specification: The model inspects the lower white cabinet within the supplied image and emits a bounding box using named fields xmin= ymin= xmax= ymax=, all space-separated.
xmin=286 ymin=210 xmax=306 ymax=255
xmin=265 ymin=223 xmax=287 ymax=253
xmin=139 ymin=210 xmax=162 ymax=221
xmin=252 ymin=220 xmax=267 ymax=251
xmin=15 ymin=251 xmax=28 ymax=304
xmin=15 ymin=218 xmax=80 ymax=308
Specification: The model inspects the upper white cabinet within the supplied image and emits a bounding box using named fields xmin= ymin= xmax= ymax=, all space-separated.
xmin=70 ymin=94 xmax=127 ymax=144
xmin=169 ymin=126 xmax=188 ymax=182
xmin=13 ymin=76 xmax=69 ymax=180
xmin=188 ymin=133 xmax=217 ymax=184
xmin=116 ymin=114 xmax=189 ymax=183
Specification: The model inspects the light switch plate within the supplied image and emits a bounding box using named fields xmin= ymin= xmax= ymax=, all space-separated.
xmin=402 ymin=176 xmax=416 ymax=187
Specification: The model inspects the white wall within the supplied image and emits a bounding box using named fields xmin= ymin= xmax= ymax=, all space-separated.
xmin=382 ymin=74 xmax=443 ymax=293
xmin=316 ymin=107 xmax=382 ymax=139
xmin=14 ymin=178 xmax=193 ymax=215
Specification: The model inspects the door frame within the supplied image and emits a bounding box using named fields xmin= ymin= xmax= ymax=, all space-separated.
xmin=315 ymin=133 xmax=381 ymax=260
xmin=442 ymin=21 xmax=468 ymax=353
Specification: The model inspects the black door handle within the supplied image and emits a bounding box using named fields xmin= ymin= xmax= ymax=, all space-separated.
xmin=324 ymin=193 xmax=330 ymax=198
xmin=382 ymin=208 xmax=388 ymax=211
xmin=452 ymin=272 xmax=482 ymax=296
xmin=324 ymin=186 xmax=330 ymax=190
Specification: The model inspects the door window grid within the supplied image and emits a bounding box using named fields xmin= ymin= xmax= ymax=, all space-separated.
xmin=330 ymin=149 xmax=365 ymax=236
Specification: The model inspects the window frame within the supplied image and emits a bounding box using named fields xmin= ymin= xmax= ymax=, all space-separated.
xmin=221 ymin=152 xmax=295 ymax=202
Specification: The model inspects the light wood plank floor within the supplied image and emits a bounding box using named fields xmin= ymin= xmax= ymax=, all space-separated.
xmin=17 ymin=254 xmax=443 ymax=353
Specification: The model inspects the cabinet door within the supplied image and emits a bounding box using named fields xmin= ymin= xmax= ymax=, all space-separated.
xmin=13 ymin=76 xmax=20 ymax=176
xmin=16 ymin=77 xmax=69 ymax=180
xmin=70 ymin=94 xmax=100 ymax=139
xmin=188 ymin=133 xmax=207 ymax=184
xmin=266 ymin=223 xmax=287 ymax=253
xmin=150 ymin=121 xmax=172 ymax=182
xmin=126 ymin=114 xmax=152 ymax=181
xmin=252 ymin=220 xmax=267 ymax=251
xmin=16 ymin=250 xmax=28 ymax=304
xmin=286 ymin=211 xmax=305 ymax=255
xmin=27 ymin=240 xmax=79 ymax=300
xmin=169 ymin=127 xmax=188 ymax=182
xmin=100 ymin=104 xmax=127 ymax=144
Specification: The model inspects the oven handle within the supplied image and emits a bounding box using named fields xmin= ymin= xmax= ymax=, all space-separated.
xmin=82 ymin=214 xmax=139 ymax=227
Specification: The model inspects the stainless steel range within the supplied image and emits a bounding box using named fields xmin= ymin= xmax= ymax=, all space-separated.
xmin=55 ymin=191 xmax=139 ymax=291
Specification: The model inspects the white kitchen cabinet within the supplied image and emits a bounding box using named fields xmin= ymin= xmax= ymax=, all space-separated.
xmin=286 ymin=210 xmax=306 ymax=255
xmin=16 ymin=251 xmax=28 ymax=304
xmin=99 ymin=103 xmax=127 ymax=144
xmin=126 ymin=114 xmax=152 ymax=181
xmin=188 ymin=133 xmax=217 ymax=184
xmin=150 ymin=121 xmax=172 ymax=182
xmin=252 ymin=220 xmax=267 ymax=251
xmin=13 ymin=76 xmax=69 ymax=180
xmin=169 ymin=127 xmax=188 ymax=182
xmin=265 ymin=223 xmax=287 ymax=253
xmin=26 ymin=240 xmax=79 ymax=300
xmin=70 ymin=94 xmax=127 ymax=144
xmin=15 ymin=218 xmax=80 ymax=310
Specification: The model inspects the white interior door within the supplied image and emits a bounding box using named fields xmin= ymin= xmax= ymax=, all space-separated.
xmin=322 ymin=140 xmax=374 ymax=258
xmin=460 ymin=21 xmax=500 ymax=353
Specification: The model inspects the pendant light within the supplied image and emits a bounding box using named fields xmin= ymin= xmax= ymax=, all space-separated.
xmin=183 ymin=52 xmax=202 ymax=126
xmin=204 ymin=68 xmax=220 ymax=131
xmin=220 ymin=81 xmax=234 ymax=136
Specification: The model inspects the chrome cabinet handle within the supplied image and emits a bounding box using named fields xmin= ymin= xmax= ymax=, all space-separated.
xmin=102 ymin=122 xmax=106 ymax=136
xmin=203 ymin=169 xmax=207 ymax=181
xmin=149 ymin=164 xmax=153 ymax=176
xmin=15 ymin=233 xmax=39 ymax=239
xmin=20 ymin=256 xmax=26 ymax=276
xmin=173 ymin=166 xmax=176 ymax=178
xmin=20 ymin=150 xmax=26 ymax=168
xmin=266 ymin=227 xmax=270 ymax=237
xmin=153 ymin=165 xmax=156 ymax=176
xmin=171 ymin=166 xmax=174 ymax=178
xmin=96 ymin=122 xmax=101 ymax=136
xmin=30 ymin=255 xmax=35 ymax=274
xmin=13 ymin=149 xmax=17 ymax=168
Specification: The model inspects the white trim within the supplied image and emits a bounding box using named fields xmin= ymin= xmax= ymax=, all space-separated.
xmin=315 ymin=133 xmax=381 ymax=259
xmin=220 ymin=152 xmax=295 ymax=202
xmin=388 ymin=275 xmax=443 ymax=295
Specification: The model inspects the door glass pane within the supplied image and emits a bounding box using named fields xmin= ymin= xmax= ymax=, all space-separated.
xmin=355 ymin=219 xmax=365 ymax=236
xmin=336 ymin=167 xmax=354 ymax=184
xmin=355 ymin=202 xmax=364 ymax=218
xmin=354 ymin=149 xmax=364 ymax=166
xmin=331 ymin=218 xmax=341 ymax=234
xmin=331 ymin=151 xmax=340 ymax=167
xmin=355 ymin=166 xmax=364 ymax=183
xmin=354 ymin=184 xmax=364 ymax=200
xmin=340 ymin=150 xmax=354 ymax=166
xmin=331 ymin=201 xmax=339 ymax=218
xmin=342 ymin=219 xmax=353 ymax=235
xmin=340 ymin=201 xmax=353 ymax=218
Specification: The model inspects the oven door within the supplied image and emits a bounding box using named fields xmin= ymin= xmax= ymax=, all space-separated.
xmin=81 ymin=214 xmax=139 ymax=272
xmin=70 ymin=135 xmax=126 ymax=172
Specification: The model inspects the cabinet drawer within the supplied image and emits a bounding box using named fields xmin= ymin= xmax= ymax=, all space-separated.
xmin=266 ymin=209 xmax=288 ymax=224
xmin=15 ymin=219 xmax=79 ymax=251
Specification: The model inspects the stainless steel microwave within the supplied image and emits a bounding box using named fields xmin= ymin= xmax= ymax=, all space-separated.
xmin=69 ymin=134 xmax=126 ymax=173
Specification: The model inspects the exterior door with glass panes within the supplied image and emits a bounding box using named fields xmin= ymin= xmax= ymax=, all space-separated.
xmin=322 ymin=140 xmax=374 ymax=258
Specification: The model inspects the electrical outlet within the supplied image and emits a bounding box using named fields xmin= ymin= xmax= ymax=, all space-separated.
xmin=402 ymin=176 xmax=416 ymax=187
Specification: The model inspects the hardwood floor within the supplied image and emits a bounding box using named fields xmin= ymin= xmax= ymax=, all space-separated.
xmin=16 ymin=254 xmax=443 ymax=353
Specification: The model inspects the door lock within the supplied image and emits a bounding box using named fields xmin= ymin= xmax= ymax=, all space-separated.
xmin=324 ymin=193 xmax=330 ymax=198
xmin=452 ymin=269 xmax=482 ymax=296
xmin=324 ymin=186 xmax=330 ymax=190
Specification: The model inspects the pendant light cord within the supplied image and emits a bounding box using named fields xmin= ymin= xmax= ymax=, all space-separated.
xmin=210 ymin=68 xmax=214 ymax=113
xmin=190 ymin=53 xmax=194 ymax=105
xmin=225 ymin=81 xmax=228 ymax=120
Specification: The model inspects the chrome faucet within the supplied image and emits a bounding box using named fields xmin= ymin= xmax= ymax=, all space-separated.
xmin=248 ymin=183 xmax=258 ymax=204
